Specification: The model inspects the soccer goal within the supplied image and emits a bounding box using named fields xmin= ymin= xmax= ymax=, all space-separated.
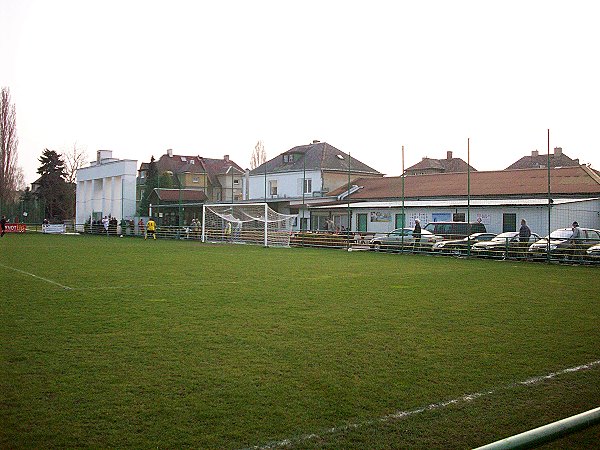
xmin=202 ymin=203 xmax=297 ymax=247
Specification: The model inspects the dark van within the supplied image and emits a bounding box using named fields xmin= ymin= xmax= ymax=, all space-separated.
xmin=423 ymin=221 xmax=486 ymax=239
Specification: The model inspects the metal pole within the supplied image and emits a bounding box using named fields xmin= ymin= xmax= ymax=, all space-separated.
xmin=401 ymin=145 xmax=405 ymax=249
xmin=264 ymin=203 xmax=268 ymax=247
xmin=201 ymin=203 xmax=206 ymax=242
xmin=347 ymin=152 xmax=351 ymax=249
xmin=467 ymin=138 xmax=471 ymax=257
xmin=474 ymin=406 xmax=600 ymax=450
xmin=547 ymin=128 xmax=551 ymax=263
xmin=302 ymin=153 xmax=306 ymax=230
xmin=178 ymin=173 xmax=182 ymax=239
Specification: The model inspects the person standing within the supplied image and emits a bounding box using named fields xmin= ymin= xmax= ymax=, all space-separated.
xmin=0 ymin=215 xmax=6 ymax=237
xmin=518 ymin=218 xmax=531 ymax=256
xmin=412 ymin=218 xmax=421 ymax=252
xmin=570 ymin=221 xmax=582 ymax=257
xmin=146 ymin=218 xmax=156 ymax=240
xmin=102 ymin=216 xmax=109 ymax=235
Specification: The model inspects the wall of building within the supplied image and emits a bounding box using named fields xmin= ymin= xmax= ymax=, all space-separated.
xmin=248 ymin=170 xmax=321 ymax=200
xmin=75 ymin=159 xmax=138 ymax=230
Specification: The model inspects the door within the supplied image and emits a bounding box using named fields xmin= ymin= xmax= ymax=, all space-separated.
xmin=395 ymin=213 xmax=405 ymax=229
xmin=357 ymin=213 xmax=368 ymax=232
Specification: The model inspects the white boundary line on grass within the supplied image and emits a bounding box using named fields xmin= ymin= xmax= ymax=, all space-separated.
xmin=246 ymin=359 xmax=600 ymax=450
xmin=0 ymin=263 xmax=73 ymax=290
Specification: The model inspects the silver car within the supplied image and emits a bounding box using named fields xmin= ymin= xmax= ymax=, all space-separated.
xmin=528 ymin=227 xmax=600 ymax=259
xmin=369 ymin=228 xmax=441 ymax=251
xmin=586 ymin=243 xmax=600 ymax=259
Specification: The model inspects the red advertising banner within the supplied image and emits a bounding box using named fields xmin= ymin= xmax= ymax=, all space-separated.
xmin=4 ymin=223 xmax=26 ymax=233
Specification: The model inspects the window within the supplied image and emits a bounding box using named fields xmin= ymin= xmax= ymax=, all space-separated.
xmin=140 ymin=171 xmax=146 ymax=179
xmin=503 ymin=213 xmax=517 ymax=232
xmin=283 ymin=153 xmax=297 ymax=163
xmin=269 ymin=180 xmax=278 ymax=196
xmin=192 ymin=177 xmax=199 ymax=183
xmin=303 ymin=178 xmax=312 ymax=193
xmin=234 ymin=179 xmax=240 ymax=185
xmin=189 ymin=159 xmax=194 ymax=164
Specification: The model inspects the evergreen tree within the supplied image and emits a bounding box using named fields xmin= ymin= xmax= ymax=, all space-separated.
xmin=138 ymin=156 xmax=158 ymax=216
xmin=36 ymin=149 xmax=70 ymax=221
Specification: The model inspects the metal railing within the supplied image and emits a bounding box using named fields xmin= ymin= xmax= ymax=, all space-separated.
xmin=474 ymin=406 xmax=600 ymax=449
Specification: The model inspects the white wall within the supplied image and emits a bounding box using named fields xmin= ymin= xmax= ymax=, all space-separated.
xmin=248 ymin=170 xmax=321 ymax=200
xmin=75 ymin=158 xmax=138 ymax=230
xmin=314 ymin=199 xmax=600 ymax=235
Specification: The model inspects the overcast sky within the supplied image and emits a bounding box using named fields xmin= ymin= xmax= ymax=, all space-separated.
xmin=2 ymin=0 xmax=599 ymax=184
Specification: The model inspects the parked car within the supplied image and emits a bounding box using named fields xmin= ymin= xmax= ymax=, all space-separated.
xmin=432 ymin=232 xmax=497 ymax=254
xmin=369 ymin=228 xmax=441 ymax=251
xmin=586 ymin=243 xmax=600 ymax=259
xmin=423 ymin=221 xmax=487 ymax=240
xmin=528 ymin=227 xmax=600 ymax=259
xmin=471 ymin=231 xmax=541 ymax=258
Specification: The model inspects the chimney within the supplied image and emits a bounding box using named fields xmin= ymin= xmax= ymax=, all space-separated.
xmin=167 ymin=149 xmax=173 ymax=157
xmin=96 ymin=150 xmax=113 ymax=163
xmin=224 ymin=154 xmax=230 ymax=162
xmin=532 ymin=150 xmax=539 ymax=157
xmin=554 ymin=147 xmax=562 ymax=156
xmin=312 ymin=140 xmax=320 ymax=144
xmin=446 ymin=151 xmax=453 ymax=160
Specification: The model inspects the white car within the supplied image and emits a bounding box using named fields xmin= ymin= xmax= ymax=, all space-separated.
xmin=586 ymin=243 xmax=600 ymax=259
xmin=369 ymin=228 xmax=442 ymax=251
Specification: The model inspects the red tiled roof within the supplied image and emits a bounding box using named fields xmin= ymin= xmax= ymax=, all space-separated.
xmin=505 ymin=152 xmax=579 ymax=170
xmin=406 ymin=157 xmax=475 ymax=174
xmin=329 ymin=166 xmax=600 ymax=199
xmin=154 ymin=189 xmax=208 ymax=202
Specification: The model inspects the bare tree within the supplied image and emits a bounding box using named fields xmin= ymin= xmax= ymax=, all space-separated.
xmin=250 ymin=140 xmax=266 ymax=170
xmin=0 ymin=87 xmax=20 ymax=207
xmin=62 ymin=141 xmax=88 ymax=184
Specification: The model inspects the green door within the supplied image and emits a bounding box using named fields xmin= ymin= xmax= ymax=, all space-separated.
xmin=395 ymin=213 xmax=405 ymax=229
xmin=357 ymin=213 xmax=368 ymax=232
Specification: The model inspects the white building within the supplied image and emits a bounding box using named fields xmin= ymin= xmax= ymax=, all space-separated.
xmin=75 ymin=150 xmax=138 ymax=230
xmin=317 ymin=166 xmax=600 ymax=235
xmin=247 ymin=141 xmax=382 ymax=230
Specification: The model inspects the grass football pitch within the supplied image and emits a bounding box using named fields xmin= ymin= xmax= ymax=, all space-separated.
xmin=1 ymin=233 xmax=599 ymax=448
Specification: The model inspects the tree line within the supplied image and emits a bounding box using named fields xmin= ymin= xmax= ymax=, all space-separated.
xmin=1 ymin=86 xmax=86 ymax=223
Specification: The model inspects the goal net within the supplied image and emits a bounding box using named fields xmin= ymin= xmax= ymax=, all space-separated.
xmin=202 ymin=203 xmax=297 ymax=247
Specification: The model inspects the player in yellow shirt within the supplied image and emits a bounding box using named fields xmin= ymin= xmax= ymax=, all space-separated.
xmin=145 ymin=218 xmax=156 ymax=240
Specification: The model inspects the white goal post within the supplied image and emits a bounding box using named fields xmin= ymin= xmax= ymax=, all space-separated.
xmin=201 ymin=203 xmax=297 ymax=247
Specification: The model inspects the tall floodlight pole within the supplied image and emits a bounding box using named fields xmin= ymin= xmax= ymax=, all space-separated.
xmin=547 ymin=129 xmax=551 ymax=262
xmin=467 ymin=138 xmax=471 ymax=257
xmin=231 ymin=165 xmax=234 ymax=204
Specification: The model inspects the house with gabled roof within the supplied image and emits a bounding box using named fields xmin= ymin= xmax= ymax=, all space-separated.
xmin=505 ymin=147 xmax=580 ymax=170
xmin=405 ymin=151 xmax=476 ymax=175
xmin=312 ymin=165 xmax=600 ymax=235
xmin=247 ymin=140 xmax=383 ymax=230
xmin=137 ymin=149 xmax=244 ymax=225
